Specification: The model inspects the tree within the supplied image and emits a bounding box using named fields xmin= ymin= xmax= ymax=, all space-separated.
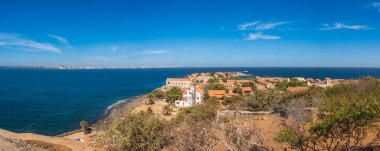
xmin=233 ymin=87 xmax=242 ymax=95
xmin=222 ymin=95 xmax=244 ymax=107
xmin=208 ymin=83 xmax=225 ymax=90
xmin=166 ymin=87 xmax=183 ymax=104
xmin=207 ymin=78 xmax=218 ymax=83
xmin=241 ymin=90 xmax=284 ymax=112
xmin=242 ymin=82 xmax=254 ymax=87
xmin=80 ymin=120 xmax=88 ymax=134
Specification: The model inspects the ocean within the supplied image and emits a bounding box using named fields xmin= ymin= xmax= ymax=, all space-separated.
xmin=0 ymin=67 xmax=380 ymax=136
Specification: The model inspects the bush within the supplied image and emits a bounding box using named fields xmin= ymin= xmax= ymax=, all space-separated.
xmin=95 ymin=111 xmax=166 ymax=151
xmin=208 ymin=83 xmax=225 ymax=90
xmin=274 ymin=78 xmax=380 ymax=150
xmin=274 ymin=129 xmax=298 ymax=144
xmin=151 ymin=89 xmax=165 ymax=99
xmin=176 ymin=98 xmax=219 ymax=122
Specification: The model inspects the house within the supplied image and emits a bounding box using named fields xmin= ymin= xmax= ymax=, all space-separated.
xmin=175 ymin=85 xmax=203 ymax=108
xmin=265 ymin=83 xmax=276 ymax=89
xmin=315 ymin=78 xmax=334 ymax=88
xmin=257 ymin=79 xmax=275 ymax=88
xmin=223 ymin=80 xmax=236 ymax=89
xmin=166 ymin=78 xmax=192 ymax=89
xmin=254 ymin=83 xmax=267 ymax=91
xmin=325 ymin=78 xmax=331 ymax=85
xmin=294 ymin=77 xmax=306 ymax=81
xmin=208 ymin=90 xmax=226 ymax=99
xmin=241 ymin=87 xmax=253 ymax=95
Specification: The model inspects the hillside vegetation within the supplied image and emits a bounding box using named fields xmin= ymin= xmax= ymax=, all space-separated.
xmin=94 ymin=77 xmax=380 ymax=151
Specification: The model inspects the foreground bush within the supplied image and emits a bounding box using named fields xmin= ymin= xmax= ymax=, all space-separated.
xmin=274 ymin=78 xmax=380 ymax=150
xmin=95 ymin=110 xmax=166 ymax=151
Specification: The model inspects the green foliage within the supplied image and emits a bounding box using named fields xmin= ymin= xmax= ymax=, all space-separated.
xmin=176 ymin=98 xmax=219 ymax=122
xmin=221 ymin=77 xmax=227 ymax=82
xmin=274 ymin=129 xmax=298 ymax=144
xmin=276 ymin=79 xmax=305 ymax=90
xmin=222 ymin=95 xmax=244 ymax=105
xmin=277 ymin=78 xmax=380 ymax=150
xmin=80 ymin=120 xmax=88 ymax=130
xmin=207 ymin=78 xmax=218 ymax=83
xmin=241 ymin=82 xmax=254 ymax=87
xmin=96 ymin=111 xmax=165 ymax=151
xmin=275 ymin=82 xmax=288 ymax=91
xmin=166 ymin=87 xmax=183 ymax=104
xmin=233 ymin=87 xmax=242 ymax=94
xmin=203 ymin=90 xmax=210 ymax=100
xmin=242 ymin=90 xmax=285 ymax=111
xmin=151 ymin=89 xmax=165 ymax=99
xmin=208 ymin=83 xmax=225 ymax=90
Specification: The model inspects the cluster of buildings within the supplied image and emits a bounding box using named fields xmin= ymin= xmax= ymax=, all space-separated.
xmin=164 ymin=72 xmax=349 ymax=108
xmin=165 ymin=78 xmax=203 ymax=107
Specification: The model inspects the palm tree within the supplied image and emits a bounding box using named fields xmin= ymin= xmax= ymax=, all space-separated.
xmin=80 ymin=120 xmax=88 ymax=134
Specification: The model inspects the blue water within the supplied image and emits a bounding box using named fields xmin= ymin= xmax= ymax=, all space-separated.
xmin=0 ymin=67 xmax=380 ymax=136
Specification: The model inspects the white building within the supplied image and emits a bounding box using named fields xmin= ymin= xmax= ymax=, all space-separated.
xmin=175 ymin=85 xmax=203 ymax=108
xmin=166 ymin=78 xmax=191 ymax=89
xmin=294 ymin=77 xmax=306 ymax=81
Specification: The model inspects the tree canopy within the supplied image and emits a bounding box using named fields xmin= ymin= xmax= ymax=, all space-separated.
xmin=166 ymin=87 xmax=183 ymax=104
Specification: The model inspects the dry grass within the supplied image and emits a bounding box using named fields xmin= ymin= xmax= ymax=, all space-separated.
xmin=22 ymin=140 xmax=72 ymax=151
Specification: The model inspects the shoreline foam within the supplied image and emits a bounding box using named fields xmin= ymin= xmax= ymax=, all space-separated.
xmin=94 ymin=94 xmax=148 ymax=126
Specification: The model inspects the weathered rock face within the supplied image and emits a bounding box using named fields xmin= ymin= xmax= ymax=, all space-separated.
xmin=0 ymin=135 xmax=47 ymax=151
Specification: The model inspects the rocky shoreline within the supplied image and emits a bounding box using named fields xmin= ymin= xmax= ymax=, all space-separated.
xmin=94 ymin=94 xmax=148 ymax=127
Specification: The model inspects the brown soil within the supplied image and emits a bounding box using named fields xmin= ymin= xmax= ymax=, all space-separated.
xmin=0 ymin=128 xmax=94 ymax=151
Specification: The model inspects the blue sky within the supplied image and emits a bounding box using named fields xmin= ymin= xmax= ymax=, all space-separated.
xmin=1 ymin=0 xmax=380 ymax=67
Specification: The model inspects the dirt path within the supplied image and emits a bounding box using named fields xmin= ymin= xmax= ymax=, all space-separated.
xmin=0 ymin=129 xmax=94 ymax=151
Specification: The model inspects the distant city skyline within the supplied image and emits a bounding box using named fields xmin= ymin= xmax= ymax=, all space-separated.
xmin=1 ymin=0 xmax=380 ymax=67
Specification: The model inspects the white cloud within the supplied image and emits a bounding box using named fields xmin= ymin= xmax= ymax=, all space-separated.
xmin=142 ymin=49 xmax=170 ymax=55
xmin=320 ymin=22 xmax=373 ymax=30
xmin=0 ymin=33 xmax=61 ymax=53
xmin=245 ymin=32 xmax=281 ymax=40
xmin=238 ymin=21 xmax=289 ymax=31
xmin=238 ymin=21 xmax=259 ymax=30
xmin=47 ymin=34 xmax=69 ymax=45
xmin=372 ymin=2 xmax=380 ymax=12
